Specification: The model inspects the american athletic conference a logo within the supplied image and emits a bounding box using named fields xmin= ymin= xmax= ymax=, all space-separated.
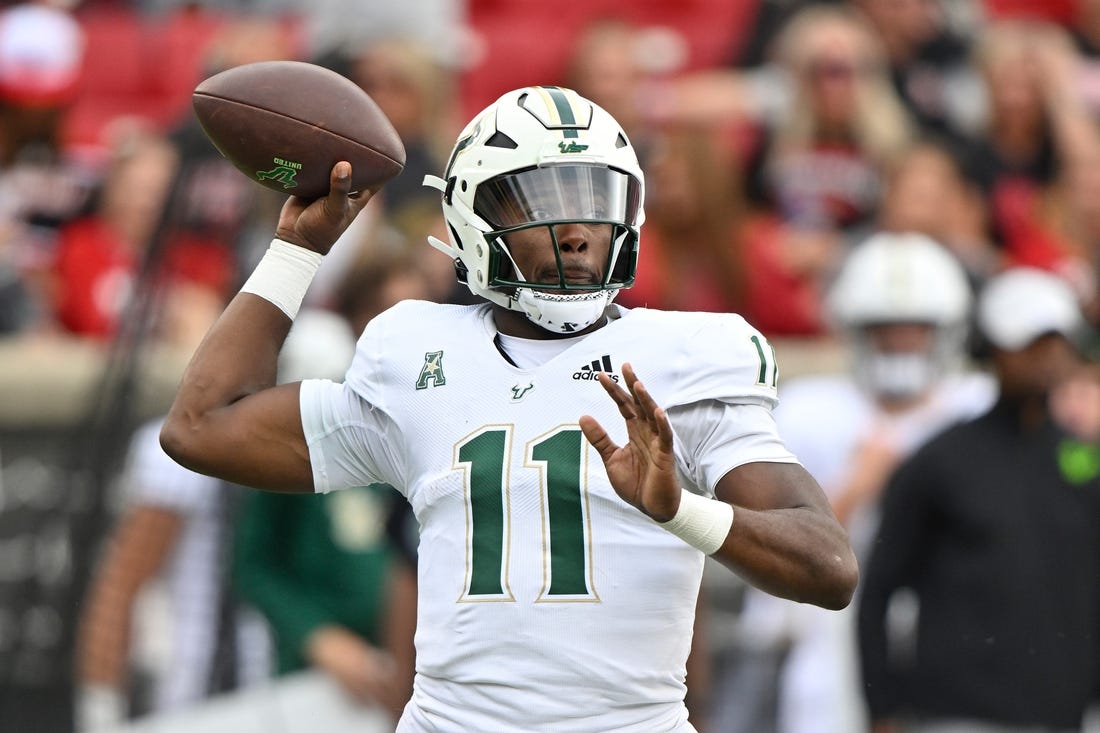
xmin=573 ymin=354 xmax=620 ymax=383
xmin=416 ymin=351 xmax=446 ymax=389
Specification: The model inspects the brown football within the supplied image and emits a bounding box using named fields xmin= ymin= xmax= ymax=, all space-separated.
xmin=192 ymin=60 xmax=406 ymax=199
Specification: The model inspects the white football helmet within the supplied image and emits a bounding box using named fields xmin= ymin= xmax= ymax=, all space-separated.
xmin=826 ymin=232 xmax=973 ymax=400
xmin=423 ymin=86 xmax=645 ymax=333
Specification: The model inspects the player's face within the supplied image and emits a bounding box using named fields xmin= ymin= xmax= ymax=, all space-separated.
xmin=501 ymin=220 xmax=614 ymax=292
xmin=475 ymin=164 xmax=634 ymax=293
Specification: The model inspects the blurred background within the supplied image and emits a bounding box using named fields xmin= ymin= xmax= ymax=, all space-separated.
xmin=2 ymin=0 xmax=1100 ymax=731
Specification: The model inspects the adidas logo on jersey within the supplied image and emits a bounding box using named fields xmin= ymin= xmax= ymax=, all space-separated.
xmin=573 ymin=355 xmax=620 ymax=382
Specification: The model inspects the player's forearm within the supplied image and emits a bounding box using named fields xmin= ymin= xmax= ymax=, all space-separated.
xmin=711 ymin=505 xmax=858 ymax=610
xmin=165 ymin=294 xmax=287 ymax=410
xmin=176 ymin=294 xmax=288 ymax=409
xmin=160 ymin=234 xmax=325 ymax=491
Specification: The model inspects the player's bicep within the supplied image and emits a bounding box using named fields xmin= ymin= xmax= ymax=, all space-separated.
xmin=714 ymin=460 xmax=833 ymax=515
xmin=668 ymin=399 xmax=834 ymax=513
xmin=162 ymin=382 xmax=314 ymax=493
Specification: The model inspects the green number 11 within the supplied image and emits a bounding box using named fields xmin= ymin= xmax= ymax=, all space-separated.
xmin=751 ymin=334 xmax=778 ymax=387
xmin=456 ymin=425 xmax=597 ymax=602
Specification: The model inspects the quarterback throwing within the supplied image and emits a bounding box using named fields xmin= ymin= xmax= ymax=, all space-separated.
xmin=161 ymin=86 xmax=857 ymax=733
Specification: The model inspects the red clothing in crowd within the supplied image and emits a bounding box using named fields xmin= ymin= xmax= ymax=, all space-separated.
xmin=620 ymin=230 xmax=744 ymax=314
xmin=739 ymin=214 xmax=825 ymax=338
xmin=52 ymin=216 xmax=233 ymax=339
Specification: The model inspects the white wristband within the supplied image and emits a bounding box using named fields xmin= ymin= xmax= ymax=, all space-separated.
xmin=659 ymin=490 xmax=734 ymax=555
xmin=239 ymin=239 xmax=323 ymax=319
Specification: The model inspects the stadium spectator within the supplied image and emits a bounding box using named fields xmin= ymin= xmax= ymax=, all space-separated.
xmin=617 ymin=124 xmax=747 ymax=313
xmin=345 ymin=38 xmax=458 ymax=231
xmin=746 ymin=4 xmax=916 ymax=234
xmin=158 ymin=85 xmax=858 ymax=732
xmin=847 ymin=0 xmax=978 ymax=139
xmin=875 ymin=139 xmax=999 ymax=284
xmin=966 ymin=21 xmax=1100 ymax=256
xmin=644 ymin=5 xmax=916 ymax=227
xmin=48 ymin=128 xmax=234 ymax=350
xmin=562 ymin=15 xmax=675 ymax=165
xmin=858 ymin=267 xmax=1100 ymax=733
xmin=0 ymin=1 xmax=96 ymax=334
xmin=656 ymin=4 xmax=921 ymax=336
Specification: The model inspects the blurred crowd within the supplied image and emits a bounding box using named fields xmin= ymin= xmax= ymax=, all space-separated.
xmin=4 ymin=0 xmax=1100 ymax=349
xmin=3 ymin=0 xmax=1100 ymax=731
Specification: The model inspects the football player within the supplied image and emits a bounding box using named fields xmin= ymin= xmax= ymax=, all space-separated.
xmin=160 ymin=86 xmax=857 ymax=733
xmin=729 ymin=232 xmax=996 ymax=733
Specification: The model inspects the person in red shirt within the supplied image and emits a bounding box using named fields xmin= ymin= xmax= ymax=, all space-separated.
xmin=51 ymin=128 xmax=233 ymax=346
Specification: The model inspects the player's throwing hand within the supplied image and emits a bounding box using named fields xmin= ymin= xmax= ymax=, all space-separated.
xmin=579 ymin=363 xmax=682 ymax=523
xmin=275 ymin=162 xmax=373 ymax=256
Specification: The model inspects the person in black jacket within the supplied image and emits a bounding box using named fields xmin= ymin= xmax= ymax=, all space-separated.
xmin=858 ymin=267 xmax=1100 ymax=733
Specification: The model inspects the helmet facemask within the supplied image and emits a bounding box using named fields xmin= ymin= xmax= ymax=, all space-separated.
xmin=849 ymin=321 xmax=965 ymax=402
xmin=473 ymin=164 xmax=640 ymax=332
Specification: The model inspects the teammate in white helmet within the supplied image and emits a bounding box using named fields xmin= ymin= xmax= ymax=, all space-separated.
xmin=727 ymin=232 xmax=995 ymax=733
xmin=160 ymin=86 xmax=858 ymax=733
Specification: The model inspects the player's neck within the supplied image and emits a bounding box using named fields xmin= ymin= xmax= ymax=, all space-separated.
xmin=491 ymin=306 xmax=608 ymax=340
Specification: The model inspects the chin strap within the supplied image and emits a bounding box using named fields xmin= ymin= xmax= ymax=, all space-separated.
xmin=515 ymin=288 xmax=614 ymax=334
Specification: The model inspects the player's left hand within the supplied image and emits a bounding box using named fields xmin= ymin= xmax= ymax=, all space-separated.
xmin=580 ymin=363 xmax=681 ymax=522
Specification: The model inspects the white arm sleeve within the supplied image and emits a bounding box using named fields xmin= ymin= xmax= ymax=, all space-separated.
xmin=299 ymin=378 xmax=405 ymax=494
xmin=666 ymin=400 xmax=798 ymax=497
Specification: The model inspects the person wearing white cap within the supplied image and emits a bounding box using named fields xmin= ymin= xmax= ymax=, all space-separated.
xmin=859 ymin=267 xmax=1100 ymax=733
xmin=977 ymin=267 xmax=1086 ymax=353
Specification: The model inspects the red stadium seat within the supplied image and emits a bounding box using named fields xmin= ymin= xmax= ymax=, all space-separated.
xmin=62 ymin=7 xmax=227 ymax=153
xmin=461 ymin=0 xmax=759 ymax=118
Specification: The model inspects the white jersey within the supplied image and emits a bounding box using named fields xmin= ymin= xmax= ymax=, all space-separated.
xmin=300 ymin=301 xmax=797 ymax=733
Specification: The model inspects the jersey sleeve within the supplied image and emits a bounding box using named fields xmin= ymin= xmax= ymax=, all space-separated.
xmin=299 ymin=378 xmax=405 ymax=494
xmin=667 ymin=401 xmax=797 ymax=497
xmin=640 ymin=313 xmax=793 ymax=495
xmin=656 ymin=312 xmax=780 ymax=411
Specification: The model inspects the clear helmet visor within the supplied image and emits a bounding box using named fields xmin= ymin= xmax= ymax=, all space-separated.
xmin=473 ymin=164 xmax=641 ymax=292
xmin=475 ymin=164 xmax=641 ymax=228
